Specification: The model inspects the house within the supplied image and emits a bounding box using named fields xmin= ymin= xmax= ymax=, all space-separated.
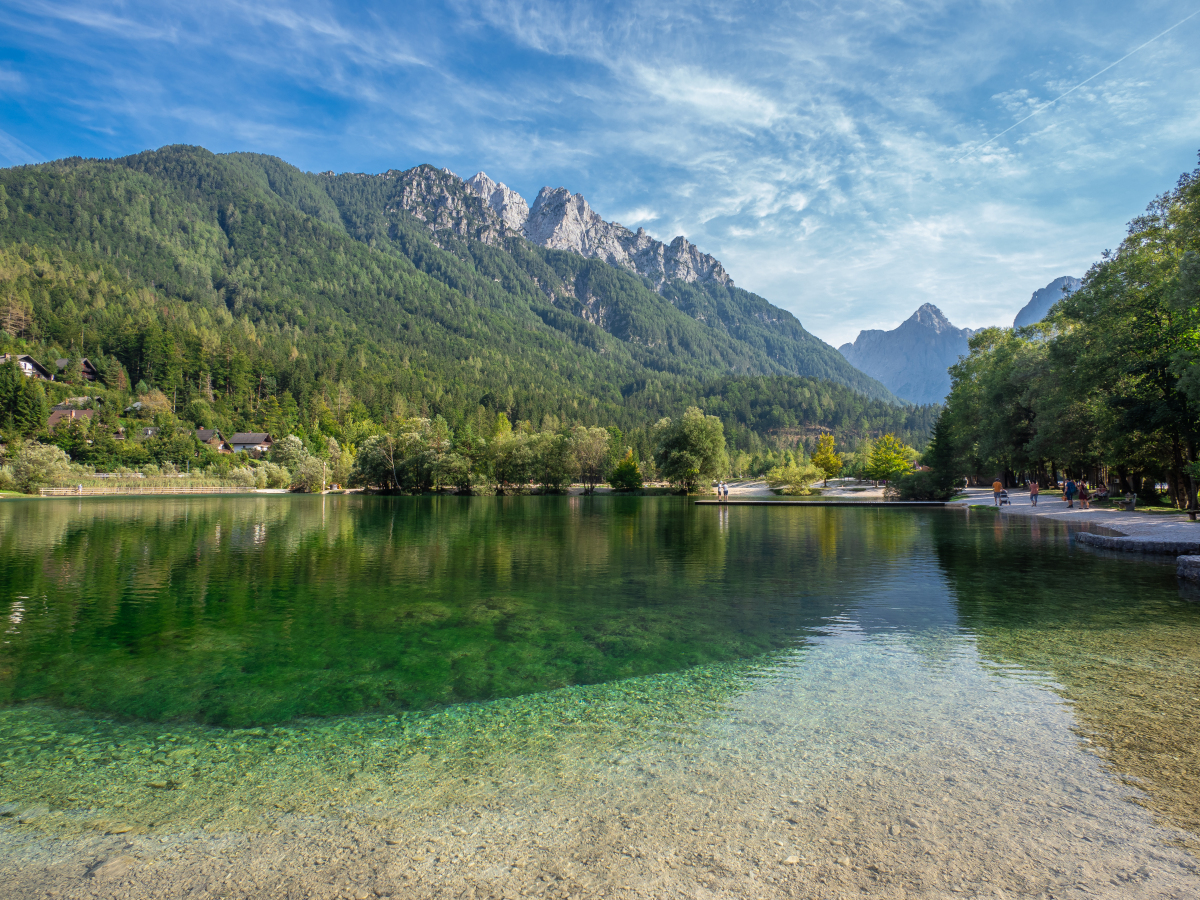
xmin=54 ymin=358 xmax=101 ymax=382
xmin=0 ymin=354 xmax=54 ymax=381
xmin=47 ymin=407 xmax=96 ymax=429
xmin=229 ymin=432 xmax=273 ymax=455
xmin=196 ymin=428 xmax=233 ymax=453
xmin=140 ymin=427 xmax=159 ymax=439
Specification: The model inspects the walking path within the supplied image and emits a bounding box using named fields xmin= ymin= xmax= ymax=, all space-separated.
xmin=952 ymin=486 xmax=1200 ymax=553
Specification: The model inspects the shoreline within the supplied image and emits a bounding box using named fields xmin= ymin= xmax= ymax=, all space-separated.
xmin=952 ymin=488 xmax=1200 ymax=562
xmin=951 ymin=487 xmax=1200 ymax=540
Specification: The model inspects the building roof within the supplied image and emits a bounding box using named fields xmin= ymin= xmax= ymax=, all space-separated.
xmin=230 ymin=432 xmax=272 ymax=444
xmin=195 ymin=428 xmax=224 ymax=442
xmin=47 ymin=407 xmax=95 ymax=429
xmin=1 ymin=354 xmax=54 ymax=381
xmin=55 ymin=357 xmax=98 ymax=368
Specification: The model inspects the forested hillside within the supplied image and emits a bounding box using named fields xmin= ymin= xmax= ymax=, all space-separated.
xmin=0 ymin=145 xmax=932 ymax=464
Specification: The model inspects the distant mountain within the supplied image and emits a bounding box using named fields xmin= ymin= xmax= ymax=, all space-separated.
xmin=838 ymin=304 xmax=973 ymax=405
xmin=1013 ymin=276 xmax=1081 ymax=328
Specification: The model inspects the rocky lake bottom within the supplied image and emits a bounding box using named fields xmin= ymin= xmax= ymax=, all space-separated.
xmin=2 ymin=497 xmax=1199 ymax=898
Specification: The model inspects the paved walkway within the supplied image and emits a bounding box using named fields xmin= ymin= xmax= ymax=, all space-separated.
xmin=952 ymin=486 xmax=1200 ymax=550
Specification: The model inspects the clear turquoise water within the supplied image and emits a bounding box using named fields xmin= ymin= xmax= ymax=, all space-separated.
xmin=2 ymin=497 xmax=1199 ymax=895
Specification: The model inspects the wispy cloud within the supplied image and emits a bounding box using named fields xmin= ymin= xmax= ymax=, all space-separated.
xmin=0 ymin=127 xmax=40 ymax=167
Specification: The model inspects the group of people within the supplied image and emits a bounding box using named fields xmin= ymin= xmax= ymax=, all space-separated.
xmin=1061 ymin=477 xmax=1099 ymax=509
xmin=991 ymin=477 xmax=1107 ymax=509
xmin=714 ymin=481 xmax=731 ymax=501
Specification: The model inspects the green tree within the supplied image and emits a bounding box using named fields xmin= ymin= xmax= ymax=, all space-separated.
xmin=571 ymin=425 xmax=611 ymax=493
xmin=653 ymin=407 xmax=728 ymax=493
xmin=351 ymin=435 xmax=399 ymax=490
xmin=866 ymin=434 xmax=913 ymax=483
xmin=810 ymin=433 xmax=842 ymax=486
xmin=608 ymin=450 xmax=643 ymax=491
xmin=291 ymin=455 xmax=326 ymax=493
xmin=11 ymin=441 xmax=76 ymax=492
xmin=270 ymin=435 xmax=311 ymax=472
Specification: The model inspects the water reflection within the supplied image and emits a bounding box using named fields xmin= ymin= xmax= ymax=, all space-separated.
xmin=1 ymin=498 xmax=929 ymax=725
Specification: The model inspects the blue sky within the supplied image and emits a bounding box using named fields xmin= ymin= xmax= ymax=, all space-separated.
xmin=1 ymin=1 xmax=1198 ymax=346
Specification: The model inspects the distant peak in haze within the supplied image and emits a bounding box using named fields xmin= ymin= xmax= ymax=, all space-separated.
xmin=909 ymin=303 xmax=957 ymax=333
xmin=839 ymin=305 xmax=974 ymax=406
xmin=1013 ymin=276 xmax=1081 ymax=328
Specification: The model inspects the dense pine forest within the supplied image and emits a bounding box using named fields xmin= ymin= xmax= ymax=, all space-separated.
xmin=0 ymin=145 xmax=936 ymax=489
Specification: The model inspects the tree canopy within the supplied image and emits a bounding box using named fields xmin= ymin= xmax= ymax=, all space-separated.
xmin=936 ymin=155 xmax=1200 ymax=507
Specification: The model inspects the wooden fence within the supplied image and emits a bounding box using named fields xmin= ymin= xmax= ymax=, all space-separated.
xmin=39 ymin=485 xmax=258 ymax=496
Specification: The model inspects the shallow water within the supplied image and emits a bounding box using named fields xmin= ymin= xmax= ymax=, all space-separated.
xmin=1 ymin=497 xmax=1199 ymax=898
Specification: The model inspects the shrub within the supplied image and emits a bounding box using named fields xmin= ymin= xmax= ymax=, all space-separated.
xmin=765 ymin=461 xmax=822 ymax=495
xmin=608 ymin=450 xmax=643 ymax=491
xmin=10 ymin=441 xmax=76 ymax=493
xmin=256 ymin=461 xmax=291 ymax=489
xmin=885 ymin=469 xmax=961 ymax=501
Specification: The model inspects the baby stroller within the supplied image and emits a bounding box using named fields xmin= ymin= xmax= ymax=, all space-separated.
xmin=998 ymin=489 xmax=1011 ymax=506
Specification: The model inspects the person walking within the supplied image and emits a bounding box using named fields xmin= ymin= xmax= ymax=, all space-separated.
xmin=992 ymin=478 xmax=1004 ymax=506
xmin=1078 ymin=480 xmax=1090 ymax=510
xmin=723 ymin=481 xmax=730 ymax=502
xmin=1065 ymin=477 xmax=1077 ymax=508
xmin=1030 ymin=480 xmax=1039 ymax=507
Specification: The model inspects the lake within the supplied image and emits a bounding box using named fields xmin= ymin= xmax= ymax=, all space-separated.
xmin=1 ymin=496 xmax=1199 ymax=898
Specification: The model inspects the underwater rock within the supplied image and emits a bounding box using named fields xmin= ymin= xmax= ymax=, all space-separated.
xmin=89 ymin=855 xmax=137 ymax=879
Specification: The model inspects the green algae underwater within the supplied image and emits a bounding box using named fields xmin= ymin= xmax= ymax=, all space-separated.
xmin=0 ymin=494 xmax=863 ymax=726
xmin=3 ymin=496 xmax=1200 ymax=851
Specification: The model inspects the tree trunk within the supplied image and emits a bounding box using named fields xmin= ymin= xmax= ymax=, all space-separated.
xmin=1171 ymin=435 xmax=1186 ymax=510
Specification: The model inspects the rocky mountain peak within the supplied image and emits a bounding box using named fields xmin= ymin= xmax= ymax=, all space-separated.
xmin=1013 ymin=276 xmax=1081 ymax=328
xmin=839 ymin=305 xmax=974 ymax=406
xmin=464 ymin=172 xmax=530 ymax=232
xmin=522 ymin=186 xmax=731 ymax=289
xmin=908 ymin=303 xmax=956 ymax=333
xmin=399 ymin=169 xmax=732 ymax=291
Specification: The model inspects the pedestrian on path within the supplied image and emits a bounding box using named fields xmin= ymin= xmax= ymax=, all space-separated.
xmin=1065 ymin=478 xmax=1077 ymax=508
xmin=992 ymin=478 xmax=1003 ymax=506
xmin=1030 ymin=480 xmax=1039 ymax=507
xmin=723 ymin=482 xmax=730 ymax=501
xmin=1078 ymin=481 xmax=1090 ymax=510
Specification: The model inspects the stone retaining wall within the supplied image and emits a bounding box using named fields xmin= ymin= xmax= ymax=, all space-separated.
xmin=1178 ymin=556 xmax=1200 ymax=582
xmin=1073 ymin=531 xmax=1200 ymax=555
